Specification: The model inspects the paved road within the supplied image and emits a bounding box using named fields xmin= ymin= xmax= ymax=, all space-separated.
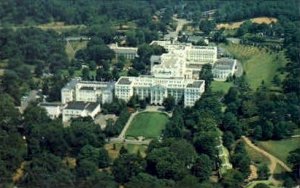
xmin=242 ymin=136 xmax=292 ymax=179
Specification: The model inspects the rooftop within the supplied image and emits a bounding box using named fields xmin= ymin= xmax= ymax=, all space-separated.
xmin=80 ymin=86 xmax=95 ymax=91
xmin=187 ymin=80 xmax=204 ymax=88
xmin=65 ymin=101 xmax=99 ymax=112
xmin=40 ymin=102 xmax=62 ymax=107
xmin=117 ymin=77 xmax=132 ymax=85
xmin=214 ymin=58 xmax=236 ymax=70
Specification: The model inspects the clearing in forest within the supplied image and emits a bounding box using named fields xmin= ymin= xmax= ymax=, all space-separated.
xmin=104 ymin=143 xmax=148 ymax=160
xmin=217 ymin=17 xmax=278 ymax=30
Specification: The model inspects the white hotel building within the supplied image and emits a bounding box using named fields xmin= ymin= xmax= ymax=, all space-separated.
xmin=150 ymin=41 xmax=217 ymax=79
xmin=115 ymin=76 xmax=205 ymax=107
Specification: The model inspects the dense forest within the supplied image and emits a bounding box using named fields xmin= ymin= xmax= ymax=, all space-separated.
xmin=0 ymin=0 xmax=299 ymax=187
xmin=1 ymin=0 xmax=299 ymax=25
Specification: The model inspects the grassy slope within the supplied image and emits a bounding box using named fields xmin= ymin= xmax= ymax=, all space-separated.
xmin=257 ymin=137 xmax=300 ymax=164
xmin=222 ymin=44 xmax=288 ymax=89
xmin=65 ymin=41 xmax=88 ymax=60
xmin=244 ymin=141 xmax=271 ymax=166
xmin=125 ymin=112 xmax=169 ymax=139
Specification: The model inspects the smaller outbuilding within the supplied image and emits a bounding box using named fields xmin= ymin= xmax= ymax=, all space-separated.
xmin=39 ymin=102 xmax=65 ymax=119
xmin=212 ymin=58 xmax=237 ymax=81
xmin=62 ymin=101 xmax=101 ymax=123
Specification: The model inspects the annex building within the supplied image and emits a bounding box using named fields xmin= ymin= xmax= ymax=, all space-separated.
xmin=108 ymin=43 xmax=138 ymax=60
xmin=61 ymin=78 xmax=114 ymax=104
xmin=62 ymin=101 xmax=100 ymax=122
xmin=212 ymin=58 xmax=237 ymax=81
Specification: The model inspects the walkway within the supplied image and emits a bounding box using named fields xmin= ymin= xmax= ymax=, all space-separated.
xmin=242 ymin=136 xmax=292 ymax=178
xmin=118 ymin=111 xmax=139 ymax=139
xmin=108 ymin=137 xmax=151 ymax=145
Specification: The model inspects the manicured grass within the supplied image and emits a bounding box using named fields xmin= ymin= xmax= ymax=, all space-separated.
xmin=125 ymin=112 xmax=169 ymax=139
xmin=211 ymin=81 xmax=233 ymax=94
xmin=257 ymin=137 xmax=300 ymax=164
xmin=221 ymin=44 xmax=288 ymax=89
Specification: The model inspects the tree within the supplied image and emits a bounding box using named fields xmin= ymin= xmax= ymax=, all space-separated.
xmin=191 ymin=154 xmax=213 ymax=181
xmin=163 ymin=95 xmax=175 ymax=111
xmin=231 ymin=142 xmax=251 ymax=178
xmin=112 ymin=154 xmax=145 ymax=184
xmin=221 ymin=169 xmax=244 ymax=188
xmin=287 ymin=148 xmax=300 ymax=179
xmin=146 ymin=147 xmax=187 ymax=180
xmin=76 ymin=159 xmax=98 ymax=179
xmin=23 ymin=105 xmax=50 ymax=127
xmin=199 ymin=19 xmax=216 ymax=35
xmin=65 ymin=120 xmax=105 ymax=155
xmin=98 ymin=148 xmax=110 ymax=168
xmin=223 ymin=131 xmax=235 ymax=150
xmin=224 ymin=87 xmax=240 ymax=104
xmin=21 ymin=152 xmax=74 ymax=187
xmin=119 ymin=146 xmax=128 ymax=155
xmin=199 ymin=64 xmax=213 ymax=89
xmin=169 ymin=139 xmax=197 ymax=166
xmin=221 ymin=112 xmax=242 ymax=138
xmin=257 ymin=164 xmax=269 ymax=180
xmin=193 ymin=131 xmax=219 ymax=159
xmin=126 ymin=173 xmax=173 ymax=188
xmin=254 ymin=183 xmax=270 ymax=188
xmin=261 ymin=120 xmax=274 ymax=139
xmin=0 ymin=94 xmax=21 ymax=128
xmin=137 ymin=44 xmax=153 ymax=64
xmin=77 ymin=145 xmax=99 ymax=165
xmin=82 ymin=67 xmax=90 ymax=81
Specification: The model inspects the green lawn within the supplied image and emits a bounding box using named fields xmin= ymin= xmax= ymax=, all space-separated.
xmin=257 ymin=137 xmax=300 ymax=164
xmin=221 ymin=44 xmax=288 ymax=89
xmin=125 ymin=112 xmax=169 ymax=139
xmin=211 ymin=81 xmax=233 ymax=93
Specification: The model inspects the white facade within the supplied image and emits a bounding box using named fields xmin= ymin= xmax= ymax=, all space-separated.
xmin=186 ymin=46 xmax=217 ymax=64
xmin=61 ymin=78 xmax=114 ymax=104
xmin=108 ymin=43 xmax=138 ymax=59
xmin=39 ymin=103 xmax=65 ymax=119
xmin=115 ymin=76 xmax=205 ymax=107
xmin=62 ymin=102 xmax=100 ymax=122
xmin=150 ymin=41 xmax=217 ymax=79
xmin=212 ymin=58 xmax=237 ymax=81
